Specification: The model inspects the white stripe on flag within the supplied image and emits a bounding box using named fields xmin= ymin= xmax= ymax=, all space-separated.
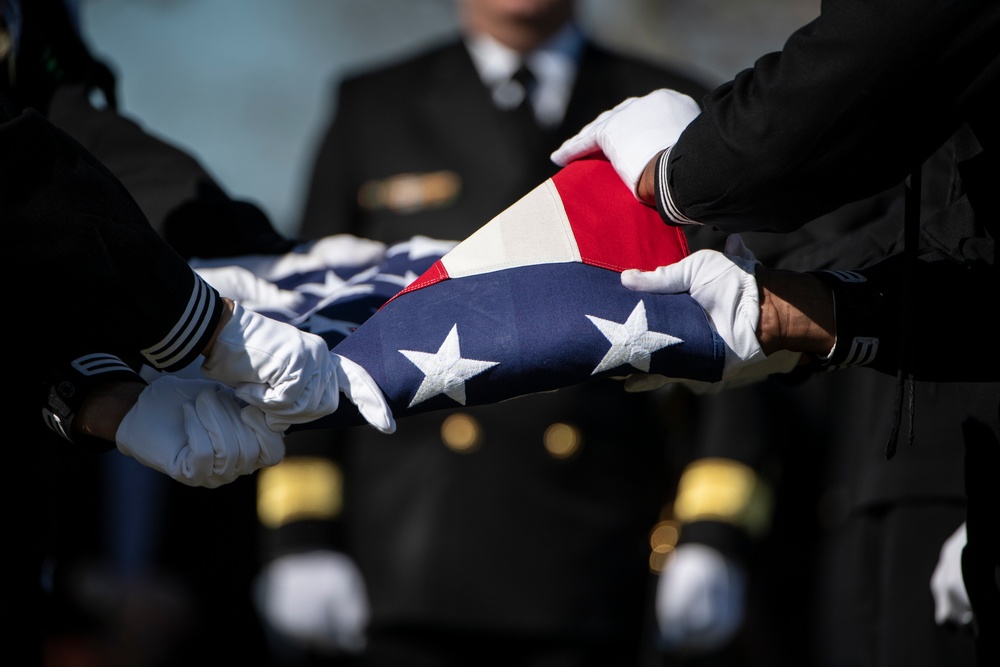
xmin=441 ymin=180 xmax=581 ymax=278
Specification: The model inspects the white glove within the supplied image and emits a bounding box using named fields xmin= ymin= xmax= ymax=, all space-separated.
xmin=336 ymin=354 xmax=395 ymax=434
xmin=202 ymin=301 xmax=340 ymax=432
xmin=657 ymin=543 xmax=746 ymax=653
xmin=116 ymin=375 xmax=284 ymax=488
xmin=622 ymin=234 xmax=769 ymax=381
xmin=930 ymin=522 xmax=973 ymax=627
xmin=256 ymin=550 xmax=370 ymax=655
xmin=550 ymin=89 xmax=700 ymax=199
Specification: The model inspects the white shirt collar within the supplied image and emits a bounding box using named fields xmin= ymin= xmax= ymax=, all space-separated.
xmin=465 ymin=22 xmax=584 ymax=128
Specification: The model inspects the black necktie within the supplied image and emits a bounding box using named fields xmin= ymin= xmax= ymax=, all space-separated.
xmin=507 ymin=63 xmax=540 ymax=140
xmin=511 ymin=63 xmax=537 ymax=118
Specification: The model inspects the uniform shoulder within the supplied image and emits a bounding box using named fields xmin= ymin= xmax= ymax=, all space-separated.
xmin=337 ymin=36 xmax=466 ymax=92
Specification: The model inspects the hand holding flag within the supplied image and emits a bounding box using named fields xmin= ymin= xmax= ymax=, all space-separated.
xmin=197 ymin=158 xmax=752 ymax=434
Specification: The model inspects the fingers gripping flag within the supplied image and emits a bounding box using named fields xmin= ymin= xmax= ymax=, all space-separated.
xmin=297 ymin=157 xmax=725 ymax=431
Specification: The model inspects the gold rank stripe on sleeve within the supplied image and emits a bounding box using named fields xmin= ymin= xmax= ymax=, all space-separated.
xmin=257 ymin=457 xmax=344 ymax=529
xmin=672 ymin=457 xmax=774 ymax=538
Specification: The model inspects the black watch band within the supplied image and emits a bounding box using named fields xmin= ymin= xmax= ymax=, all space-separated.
xmin=42 ymin=353 xmax=144 ymax=452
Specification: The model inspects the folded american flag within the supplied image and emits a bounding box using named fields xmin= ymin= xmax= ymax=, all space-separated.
xmin=194 ymin=158 xmax=724 ymax=430
xmin=275 ymin=157 xmax=725 ymax=431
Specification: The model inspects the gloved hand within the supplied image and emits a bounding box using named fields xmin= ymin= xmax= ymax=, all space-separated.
xmin=657 ymin=543 xmax=747 ymax=654
xmin=256 ymin=550 xmax=370 ymax=655
xmin=116 ymin=375 xmax=284 ymax=488
xmin=201 ymin=301 xmax=340 ymax=432
xmin=550 ymin=89 xmax=700 ymax=199
xmin=622 ymin=235 xmax=772 ymax=382
xmin=930 ymin=522 xmax=974 ymax=627
xmin=336 ymin=354 xmax=396 ymax=434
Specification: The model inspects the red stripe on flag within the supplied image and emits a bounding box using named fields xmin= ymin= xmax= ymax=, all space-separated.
xmin=551 ymin=158 xmax=689 ymax=272
xmin=382 ymin=259 xmax=451 ymax=309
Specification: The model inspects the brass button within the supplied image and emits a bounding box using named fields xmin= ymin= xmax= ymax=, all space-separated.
xmin=648 ymin=519 xmax=680 ymax=572
xmin=543 ymin=422 xmax=581 ymax=459
xmin=441 ymin=413 xmax=481 ymax=452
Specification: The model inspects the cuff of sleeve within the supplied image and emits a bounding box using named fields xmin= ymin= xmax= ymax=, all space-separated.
xmin=808 ymin=258 xmax=902 ymax=373
xmin=677 ymin=520 xmax=754 ymax=566
xmin=259 ymin=519 xmax=347 ymax=564
xmin=140 ymin=273 xmax=224 ymax=372
xmin=654 ymin=146 xmax=701 ymax=227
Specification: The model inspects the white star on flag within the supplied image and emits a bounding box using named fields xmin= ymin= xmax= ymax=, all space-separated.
xmin=586 ymin=300 xmax=682 ymax=374
xmin=297 ymin=269 xmax=349 ymax=296
xmin=375 ymin=269 xmax=422 ymax=289
xmin=399 ymin=324 xmax=500 ymax=408
xmin=392 ymin=236 xmax=459 ymax=261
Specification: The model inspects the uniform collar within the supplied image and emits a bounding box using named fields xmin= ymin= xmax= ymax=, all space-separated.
xmin=465 ymin=22 xmax=584 ymax=128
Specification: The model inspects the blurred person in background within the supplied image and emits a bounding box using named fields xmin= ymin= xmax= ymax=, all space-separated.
xmin=254 ymin=1 xmax=711 ymax=665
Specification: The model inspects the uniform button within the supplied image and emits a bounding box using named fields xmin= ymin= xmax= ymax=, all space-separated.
xmin=648 ymin=519 xmax=680 ymax=572
xmin=441 ymin=413 xmax=481 ymax=453
xmin=543 ymin=422 xmax=581 ymax=459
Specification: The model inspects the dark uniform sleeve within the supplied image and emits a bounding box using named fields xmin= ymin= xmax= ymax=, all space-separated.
xmin=659 ymin=0 xmax=1000 ymax=233
xmin=807 ymin=251 xmax=999 ymax=381
xmin=653 ymin=2 xmax=999 ymax=382
xmin=2 ymin=106 xmax=225 ymax=445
